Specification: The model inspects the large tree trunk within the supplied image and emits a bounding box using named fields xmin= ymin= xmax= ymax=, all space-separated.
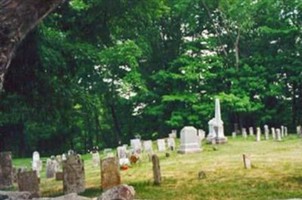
xmin=0 ymin=0 xmax=64 ymax=91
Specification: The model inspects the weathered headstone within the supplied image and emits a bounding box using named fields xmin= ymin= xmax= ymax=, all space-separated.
xmin=256 ymin=127 xmax=261 ymax=142
xmin=157 ymin=139 xmax=166 ymax=152
xmin=170 ymin=129 xmax=177 ymax=138
xmin=62 ymin=153 xmax=67 ymax=161
xmin=264 ymin=125 xmax=269 ymax=140
xmin=17 ymin=171 xmax=40 ymax=198
xmin=0 ymin=151 xmax=13 ymax=189
xmin=297 ymin=125 xmax=302 ymax=136
xmin=281 ymin=126 xmax=285 ymax=137
xmin=271 ymin=127 xmax=276 ymax=140
xmin=276 ymin=128 xmax=282 ymax=141
xmin=46 ymin=158 xmax=56 ymax=178
xmin=101 ymin=157 xmax=121 ymax=190
xmin=63 ymin=154 xmax=85 ymax=194
xmin=284 ymin=126 xmax=288 ymax=137
xmin=103 ymin=148 xmax=114 ymax=158
xmin=32 ymin=151 xmax=42 ymax=178
xmin=249 ymin=127 xmax=254 ymax=136
xmin=178 ymin=126 xmax=201 ymax=154
xmin=130 ymin=139 xmax=142 ymax=155
xmin=197 ymin=129 xmax=206 ymax=142
xmin=117 ymin=146 xmax=130 ymax=166
xmin=242 ymin=128 xmax=247 ymax=138
xmin=152 ymin=154 xmax=161 ymax=186
xmin=207 ymin=99 xmax=227 ymax=144
xmin=97 ymin=184 xmax=135 ymax=200
xmin=167 ymin=138 xmax=176 ymax=151
xmin=242 ymin=154 xmax=251 ymax=169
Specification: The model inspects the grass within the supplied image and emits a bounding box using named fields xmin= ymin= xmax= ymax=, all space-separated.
xmin=11 ymin=135 xmax=302 ymax=200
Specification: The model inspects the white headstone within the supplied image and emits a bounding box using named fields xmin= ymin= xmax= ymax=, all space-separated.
xmin=143 ymin=140 xmax=153 ymax=153
xmin=62 ymin=153 xmax=67 ymax=161
xmin=284 ymin=126 xmax=288 ymax=136
xmin=249 ymin=127 xmax=254 ymax=136
xmin=276 ymin=128 xmax=282 ymax=141
xmin=242 ymin=128 xmax=247 ymax=138
xmin=207 ymin=99 xmax=227 ymax=144
xmin=232 ymin=131 xmax=236 ymax=138
xmin=169 ymin=130 xmax=177 ymax=138
xmin=271 ymin=127 xmax=276 ymax=140
xmin=264 ymin=125 xmax=269 ymax=140
xmin=46 ymin=158 xmax=58 ymax=178
xmin=297 ymin=126 xmax=301 ymax=135
xmin=197 ymin=129 xmax=206 ymax=142
xmin=103 ymin=148 xmax=114 ymax=158
xmin=117 ymin=146 xmax=130 ymax=166
xmin=32 ymin=151 xmax=42 ymax=178
xmin=256 ymin=127 xmax=261 ymax=142
xmin=281 ymin=126 xmax=285 ymax=137
xmin=167 ymin=138 xmax=176 ymax=151
xmin=91 ymin=152 xmax=100 ymax=167
xmin=178 ymin=126 xmax=201 ymax=154
xmin=130 ymin=139 xmax=142 ymax=154
xmin=157 ymin=139 xmax=166 ymax=152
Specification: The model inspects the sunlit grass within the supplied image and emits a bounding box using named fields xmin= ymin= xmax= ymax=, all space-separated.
xmin=12 ymin=135 xmax=302 ymax=200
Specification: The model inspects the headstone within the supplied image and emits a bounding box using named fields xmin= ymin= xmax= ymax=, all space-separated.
xmin=97 ymin=184 xmax=135 ymax=200
xmin=171 ymin=129 xmax=177 ymax=138
xmin=178 ymin=126 xmax=201 ymax=154
xmin=117 ymin=146 xmax=130 ymax=166
xmin=0 ymin=151 xmax=13 ymax=189
xmin=249 ymin=127 xmax=254 ymax=136
xmin=234 ymin=123 xmax=239 ymax=135
xmin=264 ymin=125 xmax=269 ymax=140
xmin=242 ymin=128 xmax=247 ymax=138
xmin=242 ymin=154 xmax=251 ymax=169
xmin=271 ymin=127 xmax=276 ymax=140
xmin=167 ymin=138 xmax=176 ymax=151
xmin=284 ymin=126 xmax=288 ymax=137
xmin=62 ymin=154 xmax=67 ymax=161
xmin=32 ymin=151 xmax=42 ymax=178
xmin=103 ymin=148 xmax=114 ymax=158
xmin=256 ymin=127 xmax=261 ymax=142
xmin=67 ymin=149 xmax=75 ymax=156
xmin=130 ymin=139 xmax=142 ymax=155
xmin=46 ymin=158 xmax=57 ymax=179
xmin=297 ymin=125 xmax=302 ymax=135
xmin=56 ymin=155 xmax=62 ymax=169
xmin=143 ymin=140 xmax=153 ymax=153
xmin=232 ymin=131 xmax=236 ymax=138
xmin=152 ymin=154 xmax=161 ymax=186
xmin=276 ymin=128 xmax=282 ymax=141
xmin=13 ymin=167 xmax=27 ymax=183
xmin=91 ymin=152 xmax=100 ymax=167
xmin=17 ymin=171 xmax=40 ymax=198
xmin=101 ymin=157 xmax=121 ymax=190
xmin=197 ymin=129 xmax=206 ymax=142
xmin=157 ymin=139 xmax=166 ymax=152
xmin=63 ymin=154 xmax=85 ymax=194
xmin=207 ymin=98 xmax=227 ymax=144
xmin=281 ymin=126 xmax=285 ymax=137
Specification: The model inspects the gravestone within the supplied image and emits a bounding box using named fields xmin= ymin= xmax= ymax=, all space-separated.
xmin=152 ymin=154 xmax=161 ymax=186
xmin=178 ymin=126 xmax=201 ymax=154
xmin=130 ymin=139 xmax=142 ymax=155
xmin=157 ymin=139 xmax=166 ymax=152
xmin=242 ymin=154 xmax=251 ymax=169
xmin=264 ymin=125 xmax=269 ymax=140
xmin=197 ymin=129 xmax=206 ymax=142
xmin=256 ymin=127 xmax=261 ymax=142
xmin=63 ymin=154 xmax=85 ymax=194
xmin=117 ymin=146 xmax=130 ymax=166
xmin=242 ymin=128 xmax=247 ymax=138
xmin=143 ymin=140 xmax=153 ymax=153
xmin=32 ymin=151 xmax=42 ymax=178
xmin=56 ymin=155 xmax=62 ymax=169
xmin=13 ymin=167 xmax=27 ymax=183
xmin=170 ymin=129 xmax=177 ymax=138
xmin=271 ymin=127 xmax=276 ymax=140
xmin=297 ymin=126 xmax=302 ymax=135
xmin=249 ymin=127 xmax=254 ymax=136
xmin=46 ymin=158 xmax=57 ymax=179
xmin=281 ymin=126 xmax=285 ymax=137
xmin=207 ymin=99 xmax=227 ymax=144
xmin=276 ymin=128 xmax=282 ymax=141
xmin=17 ymin=171 xmax=40 ymax=198
xmin=98 ymin=184 xmax=135 ymax=200
xmin=234 ymin=123 xmax=239 ymax=136
xmin=62 ymin=154 xmax=67 ymax=161
xmin=284 ymin=126 xmax=288 ymax=137
xmin=91 ymin=152 xmax=100 ymax=167
xmin=101 ymin=157 xmax=121 ymax=190
xmin=232 ymin=131 xmax=236 ymax=138
xmin=0 ymin=151 xmax=13 ymax=189
xmin=167 ymin=138 xmax=176 ymax=151
xmin=103 ymin=149 xmax=114 ymax=158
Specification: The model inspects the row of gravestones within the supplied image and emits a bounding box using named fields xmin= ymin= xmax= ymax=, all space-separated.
xmin=232 ymin=125 xmax=291 ymax=141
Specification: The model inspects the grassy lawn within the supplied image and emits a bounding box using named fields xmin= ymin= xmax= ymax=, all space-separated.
xmin=12 ymin=135 xmax=302 ymax=200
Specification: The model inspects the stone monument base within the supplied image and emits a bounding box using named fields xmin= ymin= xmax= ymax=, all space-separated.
xmin=178 ymin=143 xmax=202 ymax=154
xmin=215 ymin=137 xmax=228 ymax=144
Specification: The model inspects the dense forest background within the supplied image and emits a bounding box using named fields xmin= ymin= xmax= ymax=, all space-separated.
xmin=0 ymin=0 xmax=301 ymax=156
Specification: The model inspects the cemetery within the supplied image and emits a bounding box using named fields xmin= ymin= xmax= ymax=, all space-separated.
xmin=1 ymin=0 xmax=302 ymax=199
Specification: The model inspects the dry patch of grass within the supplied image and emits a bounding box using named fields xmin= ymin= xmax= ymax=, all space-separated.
xmin=12 ymin=135 xmax=302 ymax=200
